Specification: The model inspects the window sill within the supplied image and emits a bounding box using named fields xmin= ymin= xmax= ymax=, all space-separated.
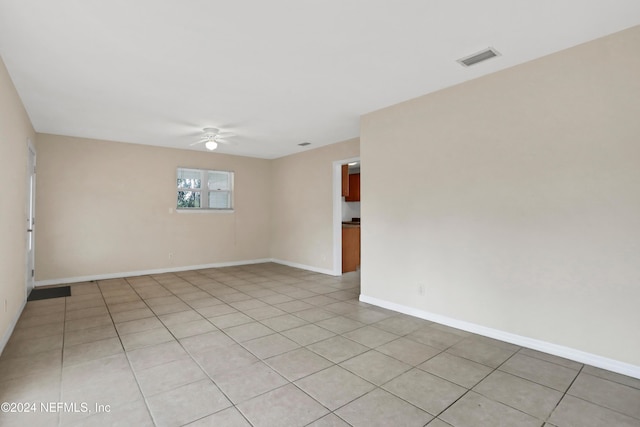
xmin=176 ymin=209 xmax=234 ymax=214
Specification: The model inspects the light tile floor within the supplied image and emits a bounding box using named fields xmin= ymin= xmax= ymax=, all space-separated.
xmin=1 ymin=263 xmax=639 ymax=427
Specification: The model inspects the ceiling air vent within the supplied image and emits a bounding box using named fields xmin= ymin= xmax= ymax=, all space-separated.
xmin=458 ymin=47 xmax=500 ymax=67
xmin=298 ymin=142 xmax=311 ymax=146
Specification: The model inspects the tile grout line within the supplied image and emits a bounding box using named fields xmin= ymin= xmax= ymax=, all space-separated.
xmin=188 ymin=268 xmax=431 ymax=426
xmin=107 ymin=268 xmax=441 ymax=426
xmin=542 ymin=364 xmax=584 ymax=426
xmin=131 ymin=272 xmax=270 ymax=426
xmin=153 ymin=267 xmax=340 ymax=425
xmin=57 ymin=291 xmax=68 ymax=427
xmin=427 ymin=346 xmax=524 ymax=425
xmin=175 ymin=268 xmax=363 ymax=426
xmin=545 ymin=366 xmax=640 ymax=424
xmin=100 ymin=277 xmax=159 ymax=427
xmin=127 ymin=274 xmax=225 ymax=424
xmin=20 ymin=271 xmax=511 ymax=427
xmin=177 ymin=270 xmax=272 ymax=427
xmin=4 ymin=265 xmax=360 ymax=427
xmin=131 ymin=272 xmax=257 ymax=426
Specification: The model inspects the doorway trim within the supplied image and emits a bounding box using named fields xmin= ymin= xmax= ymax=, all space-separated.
xmin=332 ymin=156 xmax=360 ymax=276
xmin=26 ymin=138 xmax=36 ymax=298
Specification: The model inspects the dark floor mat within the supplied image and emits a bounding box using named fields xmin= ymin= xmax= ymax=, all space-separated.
xmin=27 ymin=286 xmax=71 ymax=301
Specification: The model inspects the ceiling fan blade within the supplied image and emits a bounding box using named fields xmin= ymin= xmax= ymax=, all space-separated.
xmin=215 ymin=139 xmax=237 ymax=146
xmin=189 ymin=140 xmax=206 ymax=146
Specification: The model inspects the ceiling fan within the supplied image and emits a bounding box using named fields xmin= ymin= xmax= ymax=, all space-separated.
xmin=190 ymin=127 xmax=235 ymax=151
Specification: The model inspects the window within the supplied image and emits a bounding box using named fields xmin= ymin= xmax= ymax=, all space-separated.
xmin=177 ymin=168 xmax=234 ymax=210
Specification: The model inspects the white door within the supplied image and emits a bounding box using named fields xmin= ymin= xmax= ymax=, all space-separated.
xmin=26 ymin=142 xmax=36 ymax=296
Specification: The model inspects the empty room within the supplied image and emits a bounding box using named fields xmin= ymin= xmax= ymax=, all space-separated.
xmin=1 ymin=1 xmax=639 ymax=426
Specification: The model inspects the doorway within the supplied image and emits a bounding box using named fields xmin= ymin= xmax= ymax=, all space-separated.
xmin=26 ymin=141 xmax=36 ymax=297
xmin=332 ymin=156 xmax=360 ymax=275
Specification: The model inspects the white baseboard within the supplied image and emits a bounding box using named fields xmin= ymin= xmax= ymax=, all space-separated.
xmin=270 ymin=259 xmax=338 ymax=276
xmin=34 ymin=257 xmax=340 ymax=287
xmin=0 ymin=298 xmax=27 ymax=357
xmin=360 ymin=294 xmax=640 ymax=380
xmin=34 ymin=258 xmax=273 ymax=287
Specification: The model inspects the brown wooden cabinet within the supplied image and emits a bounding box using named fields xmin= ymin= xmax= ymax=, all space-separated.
xmin=342 ymin=225 xmax=360 ymax=273
xmin=345 ymin=173 xmax=360 ymax=202
xmin=341 ymin=164 xmax=349 ymax=197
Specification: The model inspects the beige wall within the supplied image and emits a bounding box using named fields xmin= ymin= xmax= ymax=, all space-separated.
xmin=36 ymin=134 xmax=272 ymax=281
xmin=36 ymin=134 xmax=360 ymax=282
xmin=361 ymin=26 xmax=640 ymax=366
xmin=0 ymin=56 xmax=36 ymax=344
xmin=271 ymin=138 xmax=359 ymax=272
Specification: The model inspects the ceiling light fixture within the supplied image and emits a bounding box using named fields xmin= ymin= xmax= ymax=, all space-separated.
xmin=190 ymin=127 xmax=236 ymax=150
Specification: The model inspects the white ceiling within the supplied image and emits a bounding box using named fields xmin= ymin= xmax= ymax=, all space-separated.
xmin=1 ymin=1 xmax=639 ymax=159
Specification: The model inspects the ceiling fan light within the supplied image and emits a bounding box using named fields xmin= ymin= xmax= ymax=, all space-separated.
xmin=205 ymin=140 xmax=218 ymax=150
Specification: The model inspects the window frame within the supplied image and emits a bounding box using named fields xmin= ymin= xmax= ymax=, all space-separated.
xmin=176 ymin=167 xmax=234 ymax=212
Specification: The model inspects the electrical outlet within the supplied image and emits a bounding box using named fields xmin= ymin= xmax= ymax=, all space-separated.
xmin=4 ymin=299 xmax=7 ymax=313
xmin=169 ymin=252 xmax=174 ymax=260
xmin=418 ymin=284 xmax=425 ymax=296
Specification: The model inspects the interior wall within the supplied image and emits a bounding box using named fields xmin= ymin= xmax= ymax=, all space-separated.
xmin=342 ymin=201 xmax=361 ymax=221
xmin=271 ymin=138 xmax=359 ymax=272
xmin=361 ymin=26 xmax=640 ymax=366
xmin=35 ymin=134 xmax=272 ymax=281
xmin=0 ymin=56 xmax=36 ymax=344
